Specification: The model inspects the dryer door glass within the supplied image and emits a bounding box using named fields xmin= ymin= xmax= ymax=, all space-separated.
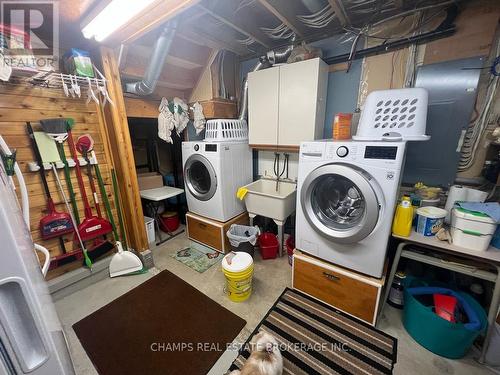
xmin=184 ymin=154 xmax=217 ymax=201
xmin=301 ymin=164 xmax=379 ymax=243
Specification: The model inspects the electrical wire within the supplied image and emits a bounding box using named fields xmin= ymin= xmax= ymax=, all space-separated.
xmin=261 ymin=22 xmax=295 ymax=40
xmin=237 ymin=35 xmax=257 ymax=46
xmin=297 ymin=4 xmax=336 ymax=29
xmin=235 ymin=0 xmax=257 ymax=13
xmin=459 ymin=39 xmax=500 ymax=171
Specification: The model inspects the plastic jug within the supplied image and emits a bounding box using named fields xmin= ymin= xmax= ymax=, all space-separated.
xmin=392 ymin=196 xmax=413 ymax=237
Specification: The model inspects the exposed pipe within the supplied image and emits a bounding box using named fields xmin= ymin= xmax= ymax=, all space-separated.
xmin=238 ymin=45 xmax=294 ymax=120
xmin=125 ymin=19 xmax=178 ymax=96
xmin=324 ymin=26 xmax=455 ymax=65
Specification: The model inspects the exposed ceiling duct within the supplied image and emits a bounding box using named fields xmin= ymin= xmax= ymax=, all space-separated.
xmin=124 ymin=19 xmax=178 ymax=96
xmin=238 ymin=45 xmax=294 ymax=120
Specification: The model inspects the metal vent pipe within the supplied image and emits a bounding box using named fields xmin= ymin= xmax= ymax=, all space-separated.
xmin=125 ymin=19 xmax=178 ymax=96
xmin=238 ymin=45 xmax=294 ymax=120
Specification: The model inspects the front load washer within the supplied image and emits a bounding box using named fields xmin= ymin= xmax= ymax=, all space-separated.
xmin=182 ymin=141 xmax=252 ymax=222
xmin=296 ymin=140 xmax=406 ymax=278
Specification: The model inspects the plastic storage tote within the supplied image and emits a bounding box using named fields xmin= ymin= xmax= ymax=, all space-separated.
xmin=451 ymin=207 xmax=497 ymax=251
xmin=226 ymin=224 xmax=260 ymax=257
xmin=403 ymin=285 xmax=487 ymax=359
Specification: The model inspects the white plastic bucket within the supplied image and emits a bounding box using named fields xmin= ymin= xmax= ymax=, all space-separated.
xmin=416 ymin=207 xmax=447 ymax=236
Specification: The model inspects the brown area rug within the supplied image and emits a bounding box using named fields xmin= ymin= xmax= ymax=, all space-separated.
xmin=73 ymin=270 xmax=246 ymax=375
xmin=229 ymin=288 xmax=398 ymax=375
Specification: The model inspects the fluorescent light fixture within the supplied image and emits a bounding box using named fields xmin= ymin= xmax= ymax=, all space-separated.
xmin=82 ymin=0 xmax=156 ymax=42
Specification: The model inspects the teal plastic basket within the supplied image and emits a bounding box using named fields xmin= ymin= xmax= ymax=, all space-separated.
xmin=403 ymin=283 xmax=487 ymax=359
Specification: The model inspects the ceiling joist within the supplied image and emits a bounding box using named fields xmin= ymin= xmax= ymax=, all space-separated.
xmin=177 ymin=27 xmax=248 ymax=55
xmin=257 ymin=0 xmax=304 ymax=38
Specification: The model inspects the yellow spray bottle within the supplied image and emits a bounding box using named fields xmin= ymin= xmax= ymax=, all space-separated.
xmin=392 ymin=196 xmax=413 ymax=237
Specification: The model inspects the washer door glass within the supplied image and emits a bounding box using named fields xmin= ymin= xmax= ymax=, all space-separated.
xmin=184 ymin=154 xmax=217 ymax=201
xmin=312 ymin=175 xmax=366 ymax=229
xmin=301 ymin=164 xmax=379 ymax=243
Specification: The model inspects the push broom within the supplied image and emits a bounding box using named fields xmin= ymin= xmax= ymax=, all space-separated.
xmin=27 ymin=122 xmax=91 ymax=268
xmin=39 ymin=119 xmax=113 ymax=266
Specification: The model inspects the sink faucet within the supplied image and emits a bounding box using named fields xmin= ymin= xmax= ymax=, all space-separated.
xmin=273 ymin=153 xmax=290 ymax=192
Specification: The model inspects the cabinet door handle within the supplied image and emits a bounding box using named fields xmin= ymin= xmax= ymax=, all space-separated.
xmin=198 ymin=223 xmax=207 ymax=229
xmin=323 ymin=272 xmax=340 ymax=282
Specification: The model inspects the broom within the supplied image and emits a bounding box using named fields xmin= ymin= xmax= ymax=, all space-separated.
xmin=39 ymin=118 xmax=114 ymax=267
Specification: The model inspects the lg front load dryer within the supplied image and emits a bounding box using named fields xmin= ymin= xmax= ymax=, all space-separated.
xmin=182 ymin=141 xmax=252 ymax=222
xmin=296 ymin=140 xmax=406 ymax=278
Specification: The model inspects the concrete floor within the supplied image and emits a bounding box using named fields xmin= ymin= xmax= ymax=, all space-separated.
xmin=55 ymin=233 xmax=496 ymax=375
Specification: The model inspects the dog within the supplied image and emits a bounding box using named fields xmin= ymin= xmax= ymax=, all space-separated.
xmin=229 ymin=331 xmax=283 ymax=375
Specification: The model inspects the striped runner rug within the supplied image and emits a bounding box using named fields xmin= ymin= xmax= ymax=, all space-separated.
xmin=228 ymin=288 xmax=397 ymax=375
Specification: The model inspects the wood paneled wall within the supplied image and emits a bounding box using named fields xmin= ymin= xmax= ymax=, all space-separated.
xmin=0 ymin=81 xmax=119 ymax=279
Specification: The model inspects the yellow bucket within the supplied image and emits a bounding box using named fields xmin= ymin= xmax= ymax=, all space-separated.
xmin=222 ymin=252 xmax=254 ymax=302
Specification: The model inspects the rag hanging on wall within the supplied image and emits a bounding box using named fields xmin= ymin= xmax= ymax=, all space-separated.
xmin=158 ymin=98 xmax=175 ymax=143
xmin=191 ymin=102 xmax=206 ymax=135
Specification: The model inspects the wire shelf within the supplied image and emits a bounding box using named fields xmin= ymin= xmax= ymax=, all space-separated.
xmin=6 ymin=66 xmax=113 ymax=106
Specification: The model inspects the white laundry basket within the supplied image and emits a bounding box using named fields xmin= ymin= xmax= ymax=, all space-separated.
xmin=204 ymin=119 xmax=248 ymax=142
xmin=354 ymin=88 xmax=430 ymax=141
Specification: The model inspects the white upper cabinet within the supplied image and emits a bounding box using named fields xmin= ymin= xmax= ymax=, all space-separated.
xmin=248 ymin=58 xmax=328 ymax=149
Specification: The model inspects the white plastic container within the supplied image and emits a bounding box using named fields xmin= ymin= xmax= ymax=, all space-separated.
xmin=144 ymin=216 xmax=155 ymax=244
xmin=204 ymin=119 xmax=248 ymax=142
xmin=415 ymin=206 xmax=447 ymax=236
xmin=451 ymin=208 xmax=497 ymax=251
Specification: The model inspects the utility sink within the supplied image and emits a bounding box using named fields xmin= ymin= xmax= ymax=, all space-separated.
xmin=242 ymin=179 xmax=297 ymax=223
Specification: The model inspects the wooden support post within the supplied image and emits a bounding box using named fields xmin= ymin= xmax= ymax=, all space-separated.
xmin=100 ymin=47 xmax=149 ymax=252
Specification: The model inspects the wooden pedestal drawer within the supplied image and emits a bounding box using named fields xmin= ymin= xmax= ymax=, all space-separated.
xmin=292 ymin=251 xmax=386 ymax=325
xmin=186 ymin=212 xmax=249 ymax=253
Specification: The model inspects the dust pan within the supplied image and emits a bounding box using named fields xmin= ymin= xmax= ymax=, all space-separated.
xmin=109 ymin=241 xmax=143 ymax=277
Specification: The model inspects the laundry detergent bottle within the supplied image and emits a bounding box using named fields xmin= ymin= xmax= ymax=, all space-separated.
xmin=392 ymin=196 xmax=413 ymax=237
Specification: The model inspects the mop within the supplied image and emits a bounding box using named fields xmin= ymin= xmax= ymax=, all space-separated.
xmin=26 ymin=122 xmax=92 ymax=268
xmin=44 ymin=125 xmax=142 ymax=276
xmin=38 ymin=119 xmax=114 ymax=267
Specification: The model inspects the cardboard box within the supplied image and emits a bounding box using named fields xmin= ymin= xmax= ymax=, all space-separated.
xmin=137 ymin=173 xmax=163 ymax=191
